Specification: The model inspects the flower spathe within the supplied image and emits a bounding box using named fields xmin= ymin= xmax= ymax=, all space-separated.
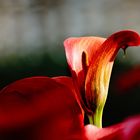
xmin=64 ymin=30 xmax=140 ymax=127
xmin=0 ymin=30 xmax=139 ymax=139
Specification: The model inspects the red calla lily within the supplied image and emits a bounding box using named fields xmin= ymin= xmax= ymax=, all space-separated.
xmin=0 ymin=30 xmax=139 ymax=140
xmin=64 ymin=30 xmax=140 ymax=127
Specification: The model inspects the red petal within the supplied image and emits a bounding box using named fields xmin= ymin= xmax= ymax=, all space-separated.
xmin=64 ymin=37 xmax=105 ymax=114
xmin=85 ymin=30 xmax=140 ymax=113
xmin=0 ymin=76 xmax=84 ymax=139
xmin=115 ymin=66 xmax=140 ymax=93
xmin=85 ymin=115 xmax=140 ymax=140
xmin=64 ymin=37 xmax=105 ymax=90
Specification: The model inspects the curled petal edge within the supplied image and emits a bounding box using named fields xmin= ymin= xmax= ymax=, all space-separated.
xmin=85 ymin=30 xmax=140 ymax=127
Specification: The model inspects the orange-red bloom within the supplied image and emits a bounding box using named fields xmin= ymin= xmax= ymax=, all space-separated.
xmin=64 ymin=30 xmax=140 ymax=127
xmin=0 ymin=30 xmax=139 ymax=140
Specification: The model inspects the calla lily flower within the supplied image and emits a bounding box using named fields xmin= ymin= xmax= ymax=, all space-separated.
xmin=64 ymin=30 xmax=140 ymax=127
xmin=0 ymin=30 xmax=139 ymax=140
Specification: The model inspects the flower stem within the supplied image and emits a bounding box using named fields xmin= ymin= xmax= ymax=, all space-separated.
xmin=88 ymin=105 xmax=103 ymax=128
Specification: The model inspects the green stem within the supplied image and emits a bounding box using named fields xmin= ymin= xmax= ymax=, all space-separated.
xmin=88 ymin=115 xmax=94 ymax=124
xmin=94 ymin=106 xmax=103 ymax=128
xmin=88 ymin=106 xmax=103 ymax=128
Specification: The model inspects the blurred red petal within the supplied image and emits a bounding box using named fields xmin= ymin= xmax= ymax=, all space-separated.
xmin=115 ymin=66 xmax=140 ymax=93
xmin=0 ymin=76 xmax=84 ymax=139
xmin=85 ymin=115 xmax=140 ymax=140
